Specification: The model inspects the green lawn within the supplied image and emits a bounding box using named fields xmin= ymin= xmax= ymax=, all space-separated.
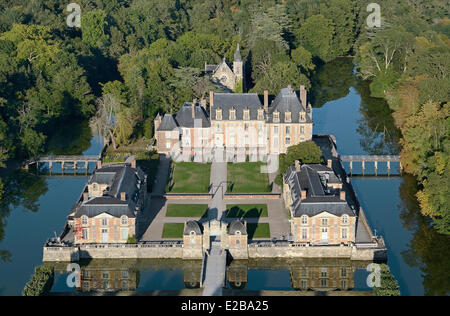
xmin=247 ymin=223 xmax=271 ymax=239
xmin=161 ymin=223 xmax=185 ymax=239
xmin=226 ymin=204 xmax=268 ymax=218
xmin=227 ymin=162 xmax=271 ymax=193
xmin=166 ymin=204 xmax=209 ymax=218
xmin=167 ymin=162 xmax=211 ymax=193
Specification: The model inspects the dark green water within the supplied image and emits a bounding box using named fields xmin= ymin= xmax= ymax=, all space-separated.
xmin=0 ymin=59 xmax=448 ymax=296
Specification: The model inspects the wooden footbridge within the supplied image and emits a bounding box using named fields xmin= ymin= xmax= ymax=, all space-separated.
xmin=340 ymin=155 xmax=401 ymax=175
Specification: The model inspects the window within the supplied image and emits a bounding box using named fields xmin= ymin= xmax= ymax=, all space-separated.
xmin=273 ymin=111 xmax=280 ymax=123
xmin=244 ymin=123 xmax=249 ymax=131
xmin=320 ymin=279 xmax=327 ymax=287
xmin=102 ymin=218 xmax=108 ymax=226
xmin=341 ymin=280 xmax=347 ymax=289
xmin=321 ymin=268 xmax=327 ymax=277
xmin=81 ymin=216 xmax=88 ymax=226
xmin=243 ymin=109 xmax=250 ymax=120
xmin=300 ymin=126 xmax=305 ymax=134
xmin=122 ymin=281 xmax=129 ymax=291
xmin=244 ymin=135 xmax=249 ymax=145
xmin=273 ymin=126 xmax=278 ymax=134
xmin=286 ymin=126 xmax=291 ymax=134
xmin=82 ymin=229 xmax=88 ymax=240
xmin=285 ymin=137 xmax=290 ymax=146
xmin=121 ymin=229 xmax=129 ymax=240
xmin=301 ymin=228 xmax=308 ymax=240
xmin=230 ymin=108 xmax=236 ymax=120
xmin=122 ymin=270 xmax=129 ymax=278
xmin=165 ymin=131 xmax=171 ymax=138
xmin=285 ymin=112 xmax=291 ymax=122
xmin=236 ymin=239 xmax=240 ymax=245
xmin=166 ymin=141 xmax=171 ymax=149
xmin=342 ymin=215 xmax=348 ymax=224
xmin=321 ymin=218 xmax=328 ymax=226
xmin=121 ymin=216 xmax=128 ymax=225
xmin=341 ymin=228 xmax=348 ymax=239
xmin=341 ymin=268 xmax=347 ymax=278
xmin=301 ymin=280 xmax=307 ymax=289
xmin=257 ymin=109 xmax=264 ymax=120
xmin=216 ymin=109 xmax=222 ymax=120
xmin=300 ymin=112 xmax=306 ymax=122
xmin=301 ymin=215 xmax=308 ymax=224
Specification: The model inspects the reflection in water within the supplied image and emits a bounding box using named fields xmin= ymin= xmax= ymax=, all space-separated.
xmin=355 ymin=80 xmax=401 ymax=155
xmin=398 ymin=175 xmax=450 ymax=296
xmin=46 ymin=120 xmax=95 ymax=156
xmin=50 ymin=258 xmax=371 ymax=294
xmin=0 ymin=171 xmax=48 ymax=262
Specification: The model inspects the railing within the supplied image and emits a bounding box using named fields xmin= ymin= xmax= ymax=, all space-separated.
xmin=341 ymin=155 xmax=400 ymax=162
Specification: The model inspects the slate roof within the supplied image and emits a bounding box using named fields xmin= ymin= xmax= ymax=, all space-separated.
xmin=228 ymin=220 xmax=247 ymax=235
xmin=71 ymin=164 xmax=146 ymax=219
xmin=211 ymin=93 xmax=263 ymax=120
xmin=175 ymin=102 xmax=211 ymax=128
xmin=234 ymin=44 xmax=242 ymax=62
xmin=157 ymin=114 xmax=179 ymax=131
xmin=184 ymin=221 xmax=203 ymax=235
xmin=284 ymin=164 xmax=355 ymax=218
xmin=267 ymin=87 xmax=312 ymax=124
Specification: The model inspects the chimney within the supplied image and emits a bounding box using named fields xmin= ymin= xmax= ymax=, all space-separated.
xmin=83 ymin=192 xmax=89 ymax=202
xmin=121 ymin=192 xmax=126 ymax=201
xmin=300 ymin=85 xmax=307 ymax=107
xmin=209 ymin=91 xmax=214 ymax=110
xmin=96 ymin=160 xmax=102 ymax=169
xmin=301 ymin=190 xmax=307 ymax=200
xmin=264 ymin=90 xmax=269 ymax=112
xmin=131 ymin=159 xmax=136 ymax=169
xmin=191 ymin=103 xmax=195 ymax=119
xmin=295 ymin=160 xmax=300 ymax=172
xmin=327 ymin=159 xmax=332 ymax=169
xmin=340 ymin=190 xmax=346 ymax=201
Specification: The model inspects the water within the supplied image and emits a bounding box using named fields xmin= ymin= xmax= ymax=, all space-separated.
xmin=1 ymin=59 xmax=448 ymax=296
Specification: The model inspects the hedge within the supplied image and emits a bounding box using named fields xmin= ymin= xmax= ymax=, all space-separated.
xmin=22 ymin=266 xmax=54 ymax=296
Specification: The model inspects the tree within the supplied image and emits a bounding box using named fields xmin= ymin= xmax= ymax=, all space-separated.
xmin=90 ymin=94 xmax=121 ymax=150
xmin=291 ymin=45 xmax=315 ymax=73
xmin=81 ymin=9 xmax=109 ymax=48
xmin=295 ymin=15 xmax=335 ymax=62
xmin=276 ymin=141 xmax=324 ymax=185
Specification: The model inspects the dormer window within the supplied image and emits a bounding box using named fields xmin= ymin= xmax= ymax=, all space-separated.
xmin=216 ymin=108 xmax=222 ymax=120
xmin=121 ymin=216 xmax=128 ymax=225
xmin=81 ymin=216 xmax=88 ymax=226
xmin=243 ymin=109 xmax=250 ymax=120
xmin=300 ymin=112 xmax=306 ymax=122
xmin=285 ymin=112 xmax=291 ymax=122
xmin=257 ymin=109 xmax=264 ymax=120
xmin=273 ymin=111 xmax=280 ymax=123
xmin=230 ymin=108 xmax=236 ymax=120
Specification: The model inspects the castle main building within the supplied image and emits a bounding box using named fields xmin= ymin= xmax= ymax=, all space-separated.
xmin=154 ymin=86 xmax=313 ymax=161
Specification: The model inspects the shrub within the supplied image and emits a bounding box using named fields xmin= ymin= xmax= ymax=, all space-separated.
xmin=22 ymin=266 xmax=54 ymax=296
xmin=373 ymin=264 xmax=401 ymax=296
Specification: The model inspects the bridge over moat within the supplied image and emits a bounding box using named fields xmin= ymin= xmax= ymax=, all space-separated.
xmin=340 ymin=155 xmax=402 ymax=175
xmin=24 ymin=155 xmax=101 ymax=174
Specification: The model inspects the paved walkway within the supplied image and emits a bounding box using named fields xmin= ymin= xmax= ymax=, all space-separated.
xmin=152 ymin=154 xmax=170 ymax=195
xmin=208 ymin=161 xmax=227 ymax=220
xmin=202 ymin=241 xmax=226 ymax=296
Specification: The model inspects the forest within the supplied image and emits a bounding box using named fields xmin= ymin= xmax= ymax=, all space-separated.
xmin=0 ymin=0 xmax=448 ymax=233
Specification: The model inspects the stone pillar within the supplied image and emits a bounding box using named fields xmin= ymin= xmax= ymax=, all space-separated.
xmin=361 ymin=160 xmax=365 ymax=175
xmin=387 ymin=161 xmax=391 ymax=175
xmin=374 ymin=161 xmax=378 ymax=176
xmin=349 ymin=160 xmax=353 ymax=175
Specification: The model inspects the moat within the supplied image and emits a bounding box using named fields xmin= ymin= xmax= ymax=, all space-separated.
xmin=0 ymin=59 xmax=448 ymax=296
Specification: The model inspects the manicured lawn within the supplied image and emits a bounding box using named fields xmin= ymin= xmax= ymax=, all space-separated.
xmin=225 ymin=204 xmax=268 ymax=218
xmin=167 ymin=162 xmax=211 ymax=193
xmin=227 ymin=162 xmax=271 ymax=193
xmin=166 ymin=204 xmax=209 ymax=218
xmin=161 ymin=223 xmax=184 ymax=239
xmin=247 ymin=223 xmax=271 ymax=239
